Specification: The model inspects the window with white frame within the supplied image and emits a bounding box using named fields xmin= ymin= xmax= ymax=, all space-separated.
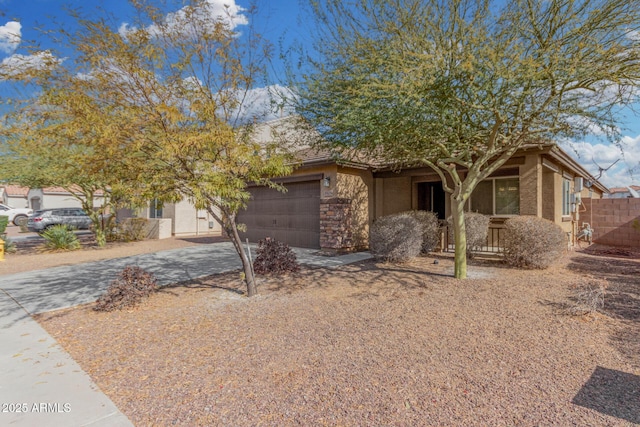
xmin=469 ymin=177 xmax=520 ymax=216
xmin=562 ymin=178 xmax=571 ymax=216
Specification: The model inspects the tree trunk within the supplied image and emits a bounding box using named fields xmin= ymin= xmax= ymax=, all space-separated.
xmin=94 ymin=225 xmax=107 ymax=247
xmin=450 ymin=195 xmax=467 ymax=279
xmin=225 ymin=214 xmax=258 ymax=297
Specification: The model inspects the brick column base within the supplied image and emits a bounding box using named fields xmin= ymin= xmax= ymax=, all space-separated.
xmin=320 ymin=198 xmax=354 ymax=254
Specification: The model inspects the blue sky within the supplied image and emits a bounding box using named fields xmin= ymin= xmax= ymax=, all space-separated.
xmin=0 ymin=0 xmax=638 ymax=188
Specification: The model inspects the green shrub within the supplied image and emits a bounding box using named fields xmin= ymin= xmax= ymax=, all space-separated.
xmin=41 ymin=225 xmax=81 ymax=251
xmin=4 ymin=237 xmax=17 ymax=254
xmin=94 ymin=266 xmax=158 ymax=312
xmin=447 ymin=212 xmax=490 ymax=254
xmin=404 ymin=210 xmax=440 ymax=253
xmin=253 ymin=237 xmax=300 ymax=275
xmin=370 ymin=213 xmax=422 ymax=263
xmin=503 ymin=216 xmax=566 ymax=269
xmin=107 ymin=218 xmax=149 ymax=242
xmin=0 ymin=216 xmax=8 ymax=234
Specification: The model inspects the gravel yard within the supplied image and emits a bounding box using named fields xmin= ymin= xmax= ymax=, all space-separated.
xmin=37 ymin=249 xmax=640 ymax=426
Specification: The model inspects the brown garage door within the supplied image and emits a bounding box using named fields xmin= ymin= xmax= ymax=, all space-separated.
xmin=237 ymin=179 xmax=321 ymax=249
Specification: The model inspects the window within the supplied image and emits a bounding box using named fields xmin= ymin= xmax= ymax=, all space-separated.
xmin=150 ymin=199 xmax=163 ymax=218
xmin=562 ymin=178 xmax=571 ymax=216
xmin=469 ymin=177 xmax=519 ymax=216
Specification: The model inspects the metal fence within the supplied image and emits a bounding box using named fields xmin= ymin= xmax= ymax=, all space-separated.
xmin=442 ymin=224 xmax=505 ymax=256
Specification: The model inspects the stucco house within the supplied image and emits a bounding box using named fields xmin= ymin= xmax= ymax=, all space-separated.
xmin=26 ymin=187 xmax=105 ymax=211
xmin=1 ymin=185 xmax=105 ymax=210
xmin=237 ymin=117 xmax=607 ymax=252
xmin=0 ymin=184 xmax=29 ymax=208
xmin=117 ymin=198 xmax=222 ymax=238
xmin=2 ymin=184 xmax=221 ymax=238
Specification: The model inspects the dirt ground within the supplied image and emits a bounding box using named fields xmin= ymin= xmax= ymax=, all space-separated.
xmin=36 ymin=245 xmax=640 ymax=426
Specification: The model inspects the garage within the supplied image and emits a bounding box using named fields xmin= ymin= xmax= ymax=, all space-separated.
xmin=237 ymin=177 xmax=321 ymax=249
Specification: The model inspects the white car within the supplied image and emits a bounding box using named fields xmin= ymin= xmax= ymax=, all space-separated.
xmin=0 ymin=203 xmax=33 ymax=226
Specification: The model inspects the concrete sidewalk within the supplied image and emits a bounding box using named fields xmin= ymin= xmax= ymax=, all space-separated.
xmin=0 ymin=291 xmax=133 ymax=426
xmin=0 ymin=241 xmax=371 ymax=426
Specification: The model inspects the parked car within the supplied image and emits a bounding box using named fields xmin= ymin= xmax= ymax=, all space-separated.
xmin=0 ymin=203 xmax=33 ymax=226
xmin=27 ymin=208 xmax=93 ymax=233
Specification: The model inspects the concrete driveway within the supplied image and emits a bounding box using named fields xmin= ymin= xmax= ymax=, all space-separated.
xmin=0 ymin=241 xmax=371 ymax=315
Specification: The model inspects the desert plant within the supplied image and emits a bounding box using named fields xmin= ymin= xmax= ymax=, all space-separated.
xmin=404 ymin=210 xmax=440 ymax=253
xmin=447 ymin=212 xmax=490 ymax=255
xmin=109 ymin=218 xmax=149 ymax=242
xmin=0 ymin=215 xmax=8 ymax=234
xmin=41 ymin=225 xmax=81 ymax=251
xmin=253 ymin=237 xmax=300 ymax=275
xmin=566 ymin=278 xmax=607 ymax=316
xmin=94 ymin=266 xmax=158 ymax=312
xmin=4 ymin=237 xmax=17 ymax=254
xmin=370 ymin=213 xmax=422 ymax=263
xmin=503 ymin=216 xmax=566 ymax=269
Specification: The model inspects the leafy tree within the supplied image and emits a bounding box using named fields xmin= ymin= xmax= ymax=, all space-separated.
xmin=0 ymin=100 xmax=138 ymax=246
xmin=0 ymin=0 xmax=292 ymax=295
xmin=294 ymin=0 xmax=640 ymax=278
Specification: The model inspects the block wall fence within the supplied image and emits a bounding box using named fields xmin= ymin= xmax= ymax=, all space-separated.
xmin=581 ymin=198 xmax=640 ymax=248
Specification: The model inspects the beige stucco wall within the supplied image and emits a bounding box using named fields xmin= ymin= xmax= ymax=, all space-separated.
xmin=541 ymin=168 xmax=556 ymax=222
xmin=5 ymin=195 xmax=28 ymax=208
xmin=336 ymin=168 xmax=373 ymax=249
xmin=377 ymin=176 xmax=413 ymax=217
xmin=166 ymin=199 xmax=221 ymax=236
xmin=289 ymin=163 xmax=338 ymax=199
xmin=519 ymin=154 xmax=542 ymax=216
xmin=27 ymin=189 xmax=105 ymax=210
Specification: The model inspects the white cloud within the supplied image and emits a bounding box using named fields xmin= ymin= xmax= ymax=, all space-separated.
xmin=0 ymin=51 xmax=60 ymax=77
xmin=560 ymin=134 xmax=640 ymax=188
xmin=227 ymin=85 xmax=296 ymax=123
xmin=119 ymin=0 xmax=248 ymax=39
xmin=0 ymin=21 xmax=21 ymax=54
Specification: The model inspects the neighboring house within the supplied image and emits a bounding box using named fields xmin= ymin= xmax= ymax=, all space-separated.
xmin=2 ymin=185 xmax=104 ymax=210
xmin=0 ymin=185 xmax=29 ymax=208
xmin=117 ymin=198 xmax=222 ymax=237
xmin=26 ymin=186 xmax=105 ymax=211
xmin=3 ymin=184 xmax=222 ymax=237
xmin=604 ymin=185 xmax=640 ymax=198
xmin=237 ymin=117 xmax=608 ymax=252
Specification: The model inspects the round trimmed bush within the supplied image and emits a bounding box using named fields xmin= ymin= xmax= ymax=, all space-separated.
xmin=447 ymin=212 xmax=490 ymax=254
xmin=404 ymin=210 xmax=440 ymax=253
xmin=369 ymin=213 xmax=422 ymax=263
xmin=503 ymin=216 xmax=566 ymax=269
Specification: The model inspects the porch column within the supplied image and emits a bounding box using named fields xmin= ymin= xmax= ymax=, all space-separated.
xmin=519 ymin=154 xmax=543 ymax=216
xmin=319 ymin=198 xmax=354 ymax=254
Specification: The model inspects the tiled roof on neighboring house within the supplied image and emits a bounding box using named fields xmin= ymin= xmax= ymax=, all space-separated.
xmin=609 ymin=185 xmax=640 ymax=193
xmin=42 ymin=186 xmax=105 ymax=196
xmin=1 ymin=185 xmax=105 ymax=196
xmin=1 ymin=184 xmax=29 ymax=197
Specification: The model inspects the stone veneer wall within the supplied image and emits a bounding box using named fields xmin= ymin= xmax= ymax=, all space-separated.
xmin=320 ymin=198 xmax=354 ymax=252
xmin=582 ymin=198 xmax=640 ymax=248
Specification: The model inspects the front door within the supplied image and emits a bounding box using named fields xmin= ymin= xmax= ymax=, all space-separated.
xmin=417 ymin=182 xmax=446 ymax=219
